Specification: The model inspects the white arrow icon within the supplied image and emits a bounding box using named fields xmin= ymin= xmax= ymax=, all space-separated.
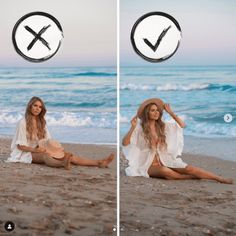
xmin=224 ymin=114 xmax=233 ymax=123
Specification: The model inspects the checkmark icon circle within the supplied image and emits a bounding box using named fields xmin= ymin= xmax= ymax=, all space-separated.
xmin=12 ymin=12 xmax=63 ymax=63
xmin=131 ymin=12 xmax=182 ymax=63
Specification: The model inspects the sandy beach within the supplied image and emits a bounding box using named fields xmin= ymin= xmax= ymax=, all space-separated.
xmin=120 ymin=151 xmax=236 ymax=236
xmin=0 ymin=138 xmax=117 ymax=236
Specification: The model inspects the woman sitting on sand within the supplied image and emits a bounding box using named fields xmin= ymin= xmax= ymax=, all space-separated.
xmin=122 ymin=98 xmax=233 ymax=184
xmin=6 ymin=96 xmax=114 ymax=169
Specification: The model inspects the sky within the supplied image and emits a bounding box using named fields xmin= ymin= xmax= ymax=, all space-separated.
xmin=120 ymin=0 xmax=236 ymax=66
xmin=1 ymin=0 xmax=235 ymax=67
xmin=0 ymin=0 xmax=116 ymax=67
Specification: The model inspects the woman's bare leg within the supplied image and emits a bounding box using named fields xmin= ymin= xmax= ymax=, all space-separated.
xmin=32 ymin=153 xmax=71 ymax=170
xmin=172 ymin=165 xmax=233 ymax=184
xmin=71 ymin=153 xmax=114 ymax=168
xmin=148 ymin=166 xmax=198 ymax=180
xmin=43 ymin=155 xmax=72 ymax=170
xmin=32 ymin=153 xmax=45 ymax=164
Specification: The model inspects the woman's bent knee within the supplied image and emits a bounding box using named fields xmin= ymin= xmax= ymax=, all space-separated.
xmin=32 ymin=153 xmax=45 ymax=164
xmin=185 ymin=165 xmax=201 ymax=176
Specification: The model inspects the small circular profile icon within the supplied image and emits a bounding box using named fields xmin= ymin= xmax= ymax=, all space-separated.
xmin=224 ymin=113 xmax=233 ymax=123
xmin=12 ymin=12 xmax=63 ymax=62
xmin=131 ymin=12 xmax=182 ymax=63
xmin=4 ymin=221 xmax=15 ymax=232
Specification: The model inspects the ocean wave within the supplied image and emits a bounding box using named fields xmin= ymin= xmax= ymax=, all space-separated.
xmin=46 ymin=71 xmax=116 ymax=78
xmin=121 ymin=83 xmax=236 ymax=92
xmin=122 ymin=73 xmax=178 ymax=77
xmin=120 ymin=115 xmax=236 ymax=138
xmin=47 ymin=112 xmax=116 ymax=128
xmin=72 ymin=72 xmax=116 ymax=77
xmin=0 ymin=72 xmax=116 ymax=80
xmin=120 ymin=115 xmax=129 ymax=123
xmin=0 ymin=111 xmax=116 ymax=129
xmin=0 ymin=112 xmax=23 ymax=124
xmin=186 ymin=122 xmax=236 ymax=137
xmin=47 ymin=113 xmax=93 ymax=127
xmin=46 ymin=101 xmax=106 ymax=108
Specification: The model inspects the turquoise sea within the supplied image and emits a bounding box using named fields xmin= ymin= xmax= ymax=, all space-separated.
xmin=0 ymin=67 xmax=116 ymax=144
xmin=120 ymin=65 xmax=236 ymax=161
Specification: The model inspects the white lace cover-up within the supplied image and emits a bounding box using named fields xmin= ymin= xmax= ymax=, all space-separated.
xmin=6 ymin=118 xmax=51 ymax=163
xmin=123 ymin=120 xmax=187 ymax=177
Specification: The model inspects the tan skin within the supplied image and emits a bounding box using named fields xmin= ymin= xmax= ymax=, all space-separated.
xmin=123 ymin=103 xmax=233 ymax=184
xmin=18 ymin=100 xmax=114 ymax=169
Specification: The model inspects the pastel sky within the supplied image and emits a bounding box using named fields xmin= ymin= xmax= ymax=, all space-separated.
xmin=0 ymin=0 xmax=116 ymax=67
xmin=120 ymin=0 xmax=236 ymax=66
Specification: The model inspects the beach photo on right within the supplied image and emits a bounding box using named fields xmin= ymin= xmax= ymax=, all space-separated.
xmin=120 ymin=0 xmax=236 ymax=235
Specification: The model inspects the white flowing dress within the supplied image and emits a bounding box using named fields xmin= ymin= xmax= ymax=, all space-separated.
xmin=123 ymin=120 xmax=187 ymax=177
xmin=6 ymin=118 xmax=51 ymax=163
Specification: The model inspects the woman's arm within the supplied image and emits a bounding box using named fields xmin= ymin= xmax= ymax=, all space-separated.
xmin=17 ymin=145 xmax=46 ymax=153
xmin=164 ymin=103 xmax=186 ymax=128
xmin=122 ymin=116 xmax=138 ymax=146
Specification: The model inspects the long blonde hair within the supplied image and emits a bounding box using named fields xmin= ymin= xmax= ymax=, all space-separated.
xmin=25 ymin=97 xmax=47 ymax=140
xmin=140 ymin=103 xmax=167 ymax=150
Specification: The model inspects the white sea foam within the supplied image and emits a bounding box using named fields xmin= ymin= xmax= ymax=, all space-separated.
xmin=120 ymin=83 xmax=152 ymax=91
xmin=0 ymin=112 xmax=23 ymax=124
xmin=46 ymin=112 xmax=93 ymax=127
xmin=120 ymin=115 xmax=129 ymax=123
xmin=121 ymin=83 xmax=210 ymax=91
xmin=0 ymin=111 xmax=115 ymax=128
xmin=186 ymin=122 xmax=236 ymax=137
xmin=156 ymin=83 xmax=209 ymax=91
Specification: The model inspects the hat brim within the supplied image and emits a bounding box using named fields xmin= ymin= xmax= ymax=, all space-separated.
xmin=137 ymin=98 xmax=164 ymax=118
xmin=38 ymin=139 xmax=65 ymax=159
xmin=38 ymin=139 xmax=47 ymax=148
xmin=47 ymin=150 xmax=65 ymax=159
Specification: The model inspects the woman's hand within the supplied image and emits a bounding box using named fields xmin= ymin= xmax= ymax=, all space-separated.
xmin=17 ymin=144 xmax=46 ymax=153
xmin=164 ymin=103 xmax=174 ymax=116
xmin=122 ymin=115 xmax=138 ymax=146
xmin=164 ymin=103 xmax=186 ymax=128
xmin=35 ymin=146 xmax=46 ymax=153
xmin=130 ymin=115 xmax=138 ymax=128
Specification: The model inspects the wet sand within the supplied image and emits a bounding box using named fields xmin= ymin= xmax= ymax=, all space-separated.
xmin=0 ymin=138 xmax=116 ymax=236
xmin=120 ymin=151 xmax=236 ymax=236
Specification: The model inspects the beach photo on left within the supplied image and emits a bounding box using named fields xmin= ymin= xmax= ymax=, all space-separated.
xmin=0 ymin=0 xmax=117 ymax=235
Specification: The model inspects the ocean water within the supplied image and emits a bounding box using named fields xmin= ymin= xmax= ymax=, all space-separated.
xmin=0 ymin=67 xmax=116 ymax=144
xmin=120 ymin=65 xmax=236 ymax=160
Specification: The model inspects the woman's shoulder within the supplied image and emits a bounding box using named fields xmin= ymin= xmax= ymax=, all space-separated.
xmin=17 ymin=117 xmax=26 ymax=127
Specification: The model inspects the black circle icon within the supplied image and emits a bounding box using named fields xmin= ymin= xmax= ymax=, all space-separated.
xmin=131 ymin=12 xmax=182 ymax=63
xmin=12 ymin=12 xmax=63 ymax=63
xmin=4 ymin=221 xmax=15 ymax=232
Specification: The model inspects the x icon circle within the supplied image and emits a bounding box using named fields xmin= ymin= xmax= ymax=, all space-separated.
xmin=25 ymin=24 xmax=51 ymax=51
xmin=12 ymin=12 xmax=63 ymax=62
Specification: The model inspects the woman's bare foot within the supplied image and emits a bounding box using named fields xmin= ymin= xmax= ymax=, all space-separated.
xmin=218 ymin=178 xmax=233 ymax=184
xmin=98 ymin=154 xmax=115 ymax=168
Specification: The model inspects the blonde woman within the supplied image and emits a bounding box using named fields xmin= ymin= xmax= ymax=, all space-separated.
xmin=122 ymin=98 xmax=233 ymax=184
xmin=6 ymin=97 xmax=114 ymax=169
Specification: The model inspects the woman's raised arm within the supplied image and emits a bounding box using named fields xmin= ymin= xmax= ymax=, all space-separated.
xmin=164 ymin=103 xmax=186 ymax=128
xmin=122 ymin=116 xmax=138 ymax=146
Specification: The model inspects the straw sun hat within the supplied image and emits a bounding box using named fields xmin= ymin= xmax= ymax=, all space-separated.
xmin=137 ymin=98 xmax=164 ymax=118
xmin=38 ymin=139 xmax=65 ymax=159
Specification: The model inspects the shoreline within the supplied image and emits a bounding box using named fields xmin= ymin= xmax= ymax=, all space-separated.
xmin=119 ymin=133 xmax=236 ymax=162
xmin=184 ymin=135 xmax=236 ymax=162
xmin=0 ymin=125 xmax=117 ymax=145
xmin=0 ymin=138 xmax=116 ymax=235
